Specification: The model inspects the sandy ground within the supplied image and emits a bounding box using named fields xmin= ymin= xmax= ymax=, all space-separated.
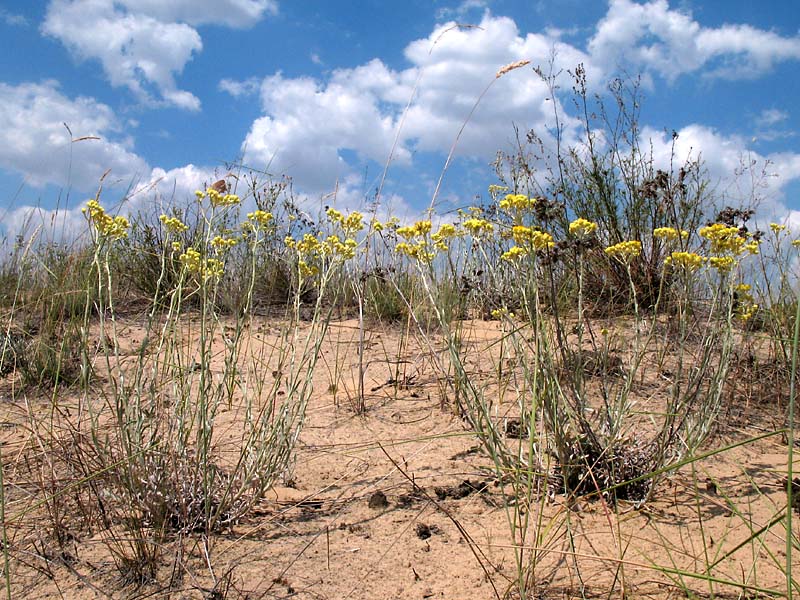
xmin=1 ymin=316 xmax=798 ymax=599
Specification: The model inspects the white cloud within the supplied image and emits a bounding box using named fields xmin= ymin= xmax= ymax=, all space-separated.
xmin=219 ymin=77 xmax=261 ymax=98
xmin=239 ymin=14 xmax=588 ymax=196
xmin=0 ymin=9 xmax=28 ymax=27
xmin=757 ymin=108 xmax=789 ymax=128
xmin=41 ymin=0 xmax=278 ymax=110
xmin=131 ymin=164 xmax=220 ymax=205
xmin=116 ymin=0 xmax=277 ymax=28
xmin=43 ymin=0 xmax=202 ymax=110
xmin=643 ymin=124 xmax=800 ymax=223
xmin=589 ymin=0 xmax=800 ymax=82
xmin=436 ymin=0 xmax=489 ymax=21
xmin=0 ymin=80 xmax=149 ymax=190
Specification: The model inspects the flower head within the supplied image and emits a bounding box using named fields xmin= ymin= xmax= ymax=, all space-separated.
xmin=699 ymin=223 xmax=746 ymax=254
xmin=569 ymin=218 xmax=597 ymax=238
xmin=160 ymin=214 xmax=189 ymax=234
xmin=499 ymin=194 xmax=536 ymax=212
xmin=247 ymin=210 xmax=274 ymax=227
xmin=664 ymin=251 xmax=705 ymax=272
xmin=83 ymin=199 xmax=129 ymax=240
xmin=653 ymin=227 xmax=689 ymax=241
xmin=604 ymin=240 xmax=642 ymax=263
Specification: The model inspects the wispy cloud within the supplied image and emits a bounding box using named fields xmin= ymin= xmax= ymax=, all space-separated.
xmin=0 ymin=9 xmax=28 ymax=27
xmin=219 ymin=77 xmax=261 ymax=98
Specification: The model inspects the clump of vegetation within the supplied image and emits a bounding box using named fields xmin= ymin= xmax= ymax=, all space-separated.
xmin=0 ymin=64 xmax=796 ymax=600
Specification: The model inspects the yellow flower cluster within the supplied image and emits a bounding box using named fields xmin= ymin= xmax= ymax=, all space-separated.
xmin=488 ymin=184 xmax=509 ymax=198
xmin=511 ymin=226 xmax=554 ymax=250
xmin=501 ymin=246 xmax=528 ymax=262
xmin=431 ymin=223 xmax=458 ymax=251
xmin=396 ymin=241 xmax=435 ymax=263
xmin=769 ymin=223 xmax=787 ymax=234
xmin=569 ymin=218 xmax=597 ymax=238
xmin=734 ymin=283 xmax=758 ymax=322
xmin=284 ymin=230 xmax=359 ymax=278
xmin=83 ymin=199 xmax=129 ymax=240
xmin=285 ymin=234 xmax=322 ymax=277
xmin=159 ymin=214 xmax=189 ymax=234
xmin=708 ymin=256 xmax=735 ymax=273
xmin=462 ymin=218 xmax=494 ymax=236
xmin=179 ymin=248 xmax=224 ymax=280
xmin=211 ymin=235 xmax=238 ymax=253
xmin=665 ymin=251 xmax=705 ymax=272
xmin=247 ymin=210 xmax=274 ymax=227
xmin=196 ymin=188 xmax=240 ymax=207
xmin=653 ymin=227 xmax=689 ymax=241
xmin=396 ymin=220 xmax=432 ymax=240
xmin=604 ymin=240 xmax=642 ymax=262
xmin=490 ymin=307 xmax=515 ymax=319
xmin=325 ymin=235 xmax=358 ymax=259
xmin=327 ymin=208 xmax=365 ymax=234
xmin=699 ymin=223 xmax=758 ymax=255
xmin=499 ymin=194 xmax=536 ymax=212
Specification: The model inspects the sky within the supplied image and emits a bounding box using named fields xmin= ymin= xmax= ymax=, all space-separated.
xmin=0 ymin=0 xmax=799 ymax=238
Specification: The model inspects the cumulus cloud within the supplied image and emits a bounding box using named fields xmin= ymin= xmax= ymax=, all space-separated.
xmin=239 ymin=14 xmax=588 ymax=196
xmin=643 ymin=124 xmax=800 ymax=223
xmin=0 ymin=80 xmax=149 ymax=190
xmin=42 ymin=0 xmax=278 ymax=110
xmin=130 ymin=164 xmax=221 ymax=206
xmin=589 ymin=0 xmax=800 ymax=82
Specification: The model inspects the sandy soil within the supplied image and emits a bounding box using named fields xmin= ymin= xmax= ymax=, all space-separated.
xmin=1 ymin=316 xmax=798 ymax=599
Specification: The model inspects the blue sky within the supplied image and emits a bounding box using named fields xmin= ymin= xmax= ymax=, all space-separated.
xmin=0 ymin=0 xmax=799 ymax=236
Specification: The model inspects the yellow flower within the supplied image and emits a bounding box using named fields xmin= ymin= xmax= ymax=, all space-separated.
xmin=171 ymin=241 xmax=182 ymax=252
xmin=488 ymin=184 xmax=509 ymax=198
xmin=499 ymin=194 xmax=536 ymax=212
xmin=326 ymin=207 xmax=343 ymax=222
xmin=653 ymin=227 xmax=689 ymax=241
xmin=792 ymin=240 xmax=800 ymax=248
xmin=769 ymin=223 xmax=788 ymax=234
xmin=342 ymin=211 xmax=364 ymax=234
xmin=604 ymin=240 xmax=642 ymax=262
xmin=324 ymin=235 xmax=358 ymax=259
xmin=180 ymin=248 xmax=223 ymax=280
xmin=432 ymin=223 xmax=457 ymax=241
xmin=211 ymin=235 xmax=238 ymax=253
xmin=206 ymin=188 xmax=240 ymax=207
xmin=501 ymin=246 xmax=528 ymax=261
xmin=82 ymin=199 xmax=129 ymax=240
xmin=708 ymin=256 xmax=736 ymax=273
xmin=463 ymin=218 xmax=494 ymax=236
xmin=395 ymin=241 xmax=435 ymax=263
xmin=744 ymin=240 xmax=759 ymax=255
xmin=569 ymin=218 xmax=597 ymax=238
xmin=396 ymin=220 xmax=432 ymax=240
xmin=160 ymin=214 xmax=189 ymax=234
xmin=371 ymin=218 xmax=384 ymax=232
xmin=699 ymin=223 xmax=745 ymax=254
xmin=490 ymin=307 xmax=514 ymax=319
xmin=298 ymin=260 xmax=319 ymax=278
xmin=414 ymin=220 xmax=432 ymax=236
xmin=247 ymin=210 xmax=274 ymax=226
xmin=664 ymin=251 xmax=705 ymax=272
